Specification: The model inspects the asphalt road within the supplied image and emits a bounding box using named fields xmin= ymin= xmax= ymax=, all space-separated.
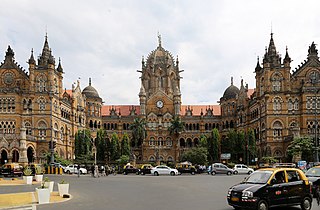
xmin=1 ymin=173 xmax=319 ymax=210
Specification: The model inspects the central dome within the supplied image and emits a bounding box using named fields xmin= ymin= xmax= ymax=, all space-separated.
xmin=82 ymin=78 xmax=100 ymax=99
xmin=222 ymin=77 xmax=239 ymax=100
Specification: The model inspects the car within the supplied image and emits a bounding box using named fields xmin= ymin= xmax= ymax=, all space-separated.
xmin=138 ymin=164 xmax=153 ymax=175
xmin=305 ymin=165 xmax=320 ymax=199
xmin=1 ymin=163 xmax=23 ymax=177
xmin=123 ymin=165 xmax=139 ymax=175
xmin=151 ymin=165 xmax=179 ymax=176
xmin=49 ymin=162 xmax=66 ymax=170
xmin=176 ymin=162 xmax=197 ymax=175
xmin=210 ymin=163 xmax=234 ymax=175
xmin=233 ymin=164 xmax=254 ymax=175
xmin=227 ymin=167 xmax=313 ymax=210
xmin=64 ymin=164 xmax=87 ymax=174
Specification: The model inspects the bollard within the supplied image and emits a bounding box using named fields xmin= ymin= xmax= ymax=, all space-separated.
xmin=59 ymin=167 xmax=63 ymax=175
xmin=47 ymin=166 xmax=50 ymax=174
xmin=51 ymin=166 xmax=54 ymax=174
xmin=55 ymin=167 xmax=58 ymax=174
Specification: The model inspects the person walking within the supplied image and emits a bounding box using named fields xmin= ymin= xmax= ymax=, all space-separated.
xmin=77 ymin=164 xmax=80 ymax=178
xmin=91 ymin=164 xmax=95 ymax=177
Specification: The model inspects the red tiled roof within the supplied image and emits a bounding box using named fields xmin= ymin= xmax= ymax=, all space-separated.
xmin=101 ymin=104 xmax=221 ymax=116
xmin=65 ymin=89 xmax=72 ymax=96
xmin=247 ymin=89 xmax=254 ymax=98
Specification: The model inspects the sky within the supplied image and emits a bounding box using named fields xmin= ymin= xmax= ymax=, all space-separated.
xmin=1 ymin=0 xmax=320 ymax=105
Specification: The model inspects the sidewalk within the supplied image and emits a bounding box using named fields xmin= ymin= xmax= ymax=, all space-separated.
xmin=0 ymin=178 xmax=71 ymax=209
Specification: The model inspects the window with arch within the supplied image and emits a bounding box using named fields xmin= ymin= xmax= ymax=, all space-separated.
xmin=38 ymin=121 xmax=47 ymax=138
xmin=38 ymin=97 xmax=46 ymax=111
xmin=24 ymin=121 xmax=32 ymax=135
xmin=54 ymin=123 xmax=58 ymax=139
xmin=37 ymin=75 xmax=47 ymax=92
xmin=294 ymin=99 xmax=299 ymax=110
xmin=288 ymin=99 xmax=293 ymax=111
xmin=60 ymin=127 xmax=64 ymax=142
xmin=260 ymin=77 xmax=264 ymax=96
xmin=273 ymin=97 xmax=282 ymax=113
xmin=149 ymin=137 xmax=155 ymax=146
xmin=273 ymin=121 xmax=283 ymax=140
xmin=271 ymin=73 xmax=282 ymax=92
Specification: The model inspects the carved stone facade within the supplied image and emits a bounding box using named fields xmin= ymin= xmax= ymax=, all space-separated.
xmin=1 ymin=33 xmax=319 ymax=165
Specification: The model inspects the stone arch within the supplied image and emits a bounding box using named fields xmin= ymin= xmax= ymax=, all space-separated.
xmin=265 ymin=146 xmax=271 ymax=157
xmin=0 ymin=149 xmax=8 ymax=164
xmin=186 ymin=138 xmax=192 ymax=147
xmin=149 ymin=156 xmax=155 ymax=162
xmin=11 ymin=149 xmax=19 ymax=162
xmin=27 ymin=146 xmax=35 ymax=163
xmin=179 ymin=138 xmax=186 ymax=147
xmin=273 ymin=148 xmax=283 ymax=158
xmin=194 ymin=138 xmax=199 ymax=147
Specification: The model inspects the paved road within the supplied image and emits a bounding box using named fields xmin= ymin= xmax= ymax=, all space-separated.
xmin=1 ymin=174 xmax=319 ymax=210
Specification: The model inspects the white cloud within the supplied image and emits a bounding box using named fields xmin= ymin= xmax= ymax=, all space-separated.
xmin=1 ymin=0 xmax=320 ymax=105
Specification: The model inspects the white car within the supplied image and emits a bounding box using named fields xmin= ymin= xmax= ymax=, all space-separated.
xmin=64 ymin=164 xmax=87 ymax=174
xmin=151 ymin=165 xmax=179 ymax=176
xmin=232 ymin=164 xmax=254 ymax=174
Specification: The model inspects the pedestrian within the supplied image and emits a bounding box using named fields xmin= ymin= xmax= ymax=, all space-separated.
xmin=94 ymin=164 xmax=99 ymax=178
xmin=77 ymin=164 xmax=80 ymax=178
xmin=91 ymin=164 xmax=95 ymax=177
xmin=101 ymin=165 xmax=106 ymax=176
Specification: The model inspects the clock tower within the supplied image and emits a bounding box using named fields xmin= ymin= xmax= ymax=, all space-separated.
xmin=138 ymin=34 xmax=182 ymax=163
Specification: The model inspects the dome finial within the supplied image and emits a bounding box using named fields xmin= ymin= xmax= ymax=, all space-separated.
xmin=157 ymin=32 xmax=162 ymax=48
xmin=231 ymin=77 xmax=233 ymax=85
xmin=89 ymin=78 xmax=91 ymax=86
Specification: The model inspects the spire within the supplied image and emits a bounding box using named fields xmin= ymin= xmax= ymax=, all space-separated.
xmin=38 ymin=33 xmax=51 ymax=66
xmin=308 ymin=42 xmax=319 ymax=60
xmin=28 ymin=48 xmax=36 ymax=65
xmin=267 ymin=32 xmax=277 ymax=56
xmin=5 ymin=45 xmax=14 ymax=61
xmin=57 ymin=57 xmax=63 ymax=72
xmin=255 ymin=56 xmax=262 ymax=72
xmin=284 ymin=46 xmax=291 ymax=63
xmin=157 ymin=32 xmax=162 ymax=48
xmin=176 ymin=55 xmax=179 ymax=67
xmin=89 ymin=78 xmax=91 ymax=86
xmin=231 ymin=77 xmax=233 ymax=85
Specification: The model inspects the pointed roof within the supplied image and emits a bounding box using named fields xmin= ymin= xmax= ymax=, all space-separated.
xmin=307 ymin=42 xmax=319 ymax=60
xmin=28 ymin=48 xmax=36 ymax=65
xmin=284 ymin=46 xmax=291 ymax=63
xmin=255 ymin=56 xmax=262 ymax=72
xmin=263 ymin=33 xmax=281 ymax=65
xmin=38 ymin=34 xmax=53 ymax=66
xmin=267 ymin=33 xmax=277 ymax=57
xmin=57 ymin=57 xmax=63 ymax=72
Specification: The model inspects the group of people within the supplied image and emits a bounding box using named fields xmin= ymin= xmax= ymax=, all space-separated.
xmin=90 ymin=164 xmax=117 ymax=177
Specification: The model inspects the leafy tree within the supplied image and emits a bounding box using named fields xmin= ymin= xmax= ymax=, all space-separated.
xmin=180 ymin=147 xmax=208 ymax=165
xmin=287 ymin=136 xmax=314 ymax=161
xmin=110 ymin=133 xmax=120 ymax=161
xmin=207 ymin=128 xmax=220 ymax=163
xmin=199 ymin=134 xmax=207 ymax=148
xmin=234 ymin=130 xmax=246 ymax=162
xmin=129 ymin=118 xmax=146 ymax=147
xmin=96 ymin=129 xmax=107 ymax=163
xmin=168 ymin=116 xmax=185 ymax=162
xmin=74 ymin=129 xmax=92 ymax=163
xmin=121 ymin=133 xmax=131 ymax=156
xmin=247 ymin=129 xmax=256 ymax=164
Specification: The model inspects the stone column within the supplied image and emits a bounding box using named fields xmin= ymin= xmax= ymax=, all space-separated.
xmin=19 ymin=127 xmax=28 ymax=166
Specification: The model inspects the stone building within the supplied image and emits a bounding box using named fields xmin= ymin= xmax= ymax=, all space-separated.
xmin=0 ymin=33 xmax=319 ymax=165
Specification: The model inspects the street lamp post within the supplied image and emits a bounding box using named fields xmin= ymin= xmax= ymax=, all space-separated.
xmin=312 ymin=75 xmax=319 ymax=163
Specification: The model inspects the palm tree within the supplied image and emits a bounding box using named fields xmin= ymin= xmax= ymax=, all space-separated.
xmin=129 ymin=118 xmax=146 ymax=148
xmin=168 ymin=116 xmax=185 ymax=163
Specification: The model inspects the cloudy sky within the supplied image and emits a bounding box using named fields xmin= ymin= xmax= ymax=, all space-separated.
xmin=1 ymin=0 xmax=320 ymax=105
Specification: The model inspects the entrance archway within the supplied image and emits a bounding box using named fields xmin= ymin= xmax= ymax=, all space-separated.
xmin=1 ymin=150 xmax=8 ymax=164
xmin=27 ymin=147 xmax=35 ymax=163
xmin=12 ymin=150 xmax=19 ymax=162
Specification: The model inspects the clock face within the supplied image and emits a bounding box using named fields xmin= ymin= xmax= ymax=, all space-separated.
xmin=3 ymin=72 xmax=14 ymax=85
xmin=156 ymin=100 xmax=164 ymax=108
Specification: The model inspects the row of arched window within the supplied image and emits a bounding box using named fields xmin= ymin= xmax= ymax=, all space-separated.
xmin=0 ymin=97 xmax=15 ymax=113
xmin=0 ymin=121 xmax=16 ymax=134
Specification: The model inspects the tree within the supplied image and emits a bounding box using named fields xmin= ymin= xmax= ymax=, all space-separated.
xmin=247 ymin=129 xmax=256 ymax=164
xmin=168 ymin=116 xmax=185 ymax=162
xmin=207 ymin=128 xmax=220 ymax=163
xmin=199 ymin=134 xmax=207 ymax=148
xmin=74 ymin=129 xmax=92 ymax=163
xmin=110 ymin=133 xmax=120 ymax=161
xmin=180 ymin=147 xmax=208 ymax=165
xmin=96 ymin=129 xmax=107 ymax=163
xmin=121 ymin=133 xmax=131 ymax=156
xmin=287 ymin=136 xmax=314 ymax=161
xmin=129 ymin=118 xmax=146 ymax=147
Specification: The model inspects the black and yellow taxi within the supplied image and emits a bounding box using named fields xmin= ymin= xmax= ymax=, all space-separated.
xmin=1 ymin=163 xmax=23 ymax=177
xmin=176 ymin=162 xmax=197 ymax=175
xmin=227 ymin=168 xmax=313 ymax=210
xmin=138 ymin=164 xmax=153 ymax=175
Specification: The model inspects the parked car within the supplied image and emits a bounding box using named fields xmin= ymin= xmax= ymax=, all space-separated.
xmin=151 ymin=165 xmax=179 ymax=176
xmin=138 ymin=164 xmax=153 ymax=175
xmin=305 ymin=165 xmax=320 ymax=199
xmin=1 ymin=163 xmax=23 ymax=177
xmin=227 ymin=168 xmax=313 ymax=210
xmin=49 ymin=162 xmax=66 ymax=170
xmin=233 ymin=164 xmax=254 ymax=175
xmin=64 ymin=164 xmax=87 ymax=174
xmin=176 ymin=161 xmax=197 ymax=175
xmin=210 ymin=163 xmax=234 ymax=175
xmin=123 ymin=165 xmax=139 ymax=175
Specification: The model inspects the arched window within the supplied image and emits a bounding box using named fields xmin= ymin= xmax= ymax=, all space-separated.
xmin=38 ymin=121 xmax=47 ymax=138
xmin=24 ymin=121 xmax=32 ymax=135
xmin=273 ymin=97 xmax=282 ymax=113
xmin=271 ymin=73 xmax=282 ymax=92
xmin=260 ymin=77 xmax=264 ymax=96
xmin=37 ymin=75 xmax=47 ymax=92
xmin=273 ymin=121 xmax=283 ymax=140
